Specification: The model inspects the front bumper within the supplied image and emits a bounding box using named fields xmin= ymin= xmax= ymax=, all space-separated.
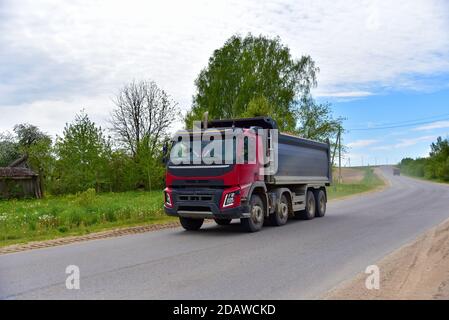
xmin=164 ymin=188 xmax=250 ymax=219
xmin=164 ymin=205 xmax=250 ymax=219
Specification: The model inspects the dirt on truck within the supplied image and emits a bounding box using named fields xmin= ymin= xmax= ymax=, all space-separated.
xmin=163 ymin=117 xmax=332 ymax=233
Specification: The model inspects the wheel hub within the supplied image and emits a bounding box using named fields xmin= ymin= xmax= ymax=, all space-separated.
xmin=251 ymin=205 xmax=263 ymax=224
xmin=309 ymin=197 xmax=315 ymax=215
xmin=279 ymin=203 xmax=288 ymax=220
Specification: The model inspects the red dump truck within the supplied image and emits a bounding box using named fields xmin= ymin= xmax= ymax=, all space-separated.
xmin=163 ymin=117 xmax=332 ymax=232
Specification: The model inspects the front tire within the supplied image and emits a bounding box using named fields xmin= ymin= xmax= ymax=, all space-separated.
xmin=241 ymin=194 xmax=265 ymax=232
xmin=179 ymin=217 xmax=204 ymax=231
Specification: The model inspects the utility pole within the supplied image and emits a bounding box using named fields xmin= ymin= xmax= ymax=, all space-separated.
xmin=338 ymin=126 xmax=342 ymax=184
xmin=331 ymin=138 xmax=337 ymax=167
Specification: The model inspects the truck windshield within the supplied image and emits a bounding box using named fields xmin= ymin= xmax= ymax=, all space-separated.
xmin=170 ymin=138 xmax=238 ymax=165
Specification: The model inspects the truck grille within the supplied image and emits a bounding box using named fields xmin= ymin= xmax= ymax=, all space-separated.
xmin=178 ymin=194 xmax=214 ymax=202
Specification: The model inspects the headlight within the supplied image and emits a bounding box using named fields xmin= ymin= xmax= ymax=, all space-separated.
xmin=223 ymin=192 xmax=236 ymax=207
xmin=164 ymin=191 xmax=172 ymax=206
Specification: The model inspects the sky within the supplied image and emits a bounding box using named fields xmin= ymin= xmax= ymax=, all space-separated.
xmin=1 ymin=0 xmax=449 ymax=166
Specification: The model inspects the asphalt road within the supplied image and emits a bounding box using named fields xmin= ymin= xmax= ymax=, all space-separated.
xmin=1 ymin=167 xmax=449 ymax=300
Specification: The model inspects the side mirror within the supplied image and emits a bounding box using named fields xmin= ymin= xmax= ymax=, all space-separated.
xmin=162 ymin=142 xmax=169 ymax=165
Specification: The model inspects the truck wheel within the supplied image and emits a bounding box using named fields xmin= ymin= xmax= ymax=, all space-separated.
xmin=214 ymin=219 xmax=232 ymax=226
xmin=179 ymin=217 xmax=204 ymax=231
xmin=241 ymin=194 xmax=265 ymax=232
xmin=270 ymin=194 xmax=289 ymax=226
xmin=296 ymin=190 xmax=316 ymax=220
xmin=315 ymin=190 xmax=326 ymax=218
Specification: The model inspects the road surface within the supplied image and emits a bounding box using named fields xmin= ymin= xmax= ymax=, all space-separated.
xmin=1 ymin=167 xmax=449 ymax=299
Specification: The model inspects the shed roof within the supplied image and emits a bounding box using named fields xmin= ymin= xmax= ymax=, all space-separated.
xmin=0 ymin=167 xmax=37 ymax=178
xmin=8 ymin=154 xmax=29 ymax=167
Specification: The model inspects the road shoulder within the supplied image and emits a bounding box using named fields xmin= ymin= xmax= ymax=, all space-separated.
xmin=328 ymin=167 xmax=389 ymax=202
xmin=0 ymin=222 xmax=181 ymax=255
xmin=323 ymin=217 xmax=449 ymax=300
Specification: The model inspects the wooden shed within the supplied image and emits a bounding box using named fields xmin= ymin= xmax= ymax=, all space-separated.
xmin=0 ymin=155 xmax=42 ymax=199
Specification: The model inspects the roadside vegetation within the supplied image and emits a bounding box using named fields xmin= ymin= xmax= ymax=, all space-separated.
xmin=400 ymin=137 xmax=449 ymax=183
xmin=0 ymin=189 xmax=174 ymax=247
xmin=327 ymin=167 xmax=384 ymax=200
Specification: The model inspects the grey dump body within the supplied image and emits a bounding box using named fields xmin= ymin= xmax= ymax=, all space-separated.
xmin=207 ymin=117 xmax=332 ymax=215
xmin=271 ymin=133 xmax=331 ymax=185
xmin=207 ymin=117 xmax=332 ymax=186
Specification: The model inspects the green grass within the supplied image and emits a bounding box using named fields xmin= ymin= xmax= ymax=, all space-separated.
xmin=0 ymin=168 xmax=385 ymax=248
xmin=327 ymin=167 xmax=385 ymax=200
xmin=0 ymin=189 xmax=175 ymax=247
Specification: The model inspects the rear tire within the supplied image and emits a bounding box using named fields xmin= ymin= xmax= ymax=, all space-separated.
xmin=179 ymin=217 xmax=204 ymax=231
xmin=214 ymin=218 xmax=232 ymax=226
xmin=270 ymin=194 xmax=289 ymax=226
xmin=315 ymin=190 xmax=327 ymax=218
xmin=241 ymin=194 xmax=265 ymax=232
xmin=296 ymin=190 xmax=316 ymax=220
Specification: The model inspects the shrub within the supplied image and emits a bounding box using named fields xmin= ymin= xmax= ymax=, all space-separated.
xmin=74 ymin=188 xmax=97 ymax=207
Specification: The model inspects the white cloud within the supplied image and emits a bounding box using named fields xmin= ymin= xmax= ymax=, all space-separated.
xmin=396 ymin=135 xmax=438 ymax=148
xmin=347 ymin=139 xmax=379 ymax=148
xmin=0 ymin=0 xmax=449 ymax=135
xmin=0 ymin=95 xmax=112 ymax=137
xmin=371 ymin=135 xmax=437 ymax=150
xmin=0 ymin=95 xmax=186 ymax=137
xmin=370 ymin=146 xmax=392 ymax=151
xmin=413 ymin=120 xmax=449 ymax=131
xmin=315 ymin=91 xmax=373 ymax=98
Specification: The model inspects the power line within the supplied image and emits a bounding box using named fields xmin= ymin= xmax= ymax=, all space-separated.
xmin=347 ymin=112 xmax=449 ymax=131
xmin=349 ymin=113 xmax=449 ymax=131
xmin=348 ymin=117 xmax=449 ymax=132
xmin=372 ymin=112 xmax=449 ymax=126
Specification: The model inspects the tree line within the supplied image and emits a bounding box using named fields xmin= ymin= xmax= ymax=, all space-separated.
xmin=0 ymin=79 xmax=178 ymax=195
xmin=400 ymin=137 xmax=449 ymax=182
xmin=0 ymin=33 xmax=344 ymax=196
